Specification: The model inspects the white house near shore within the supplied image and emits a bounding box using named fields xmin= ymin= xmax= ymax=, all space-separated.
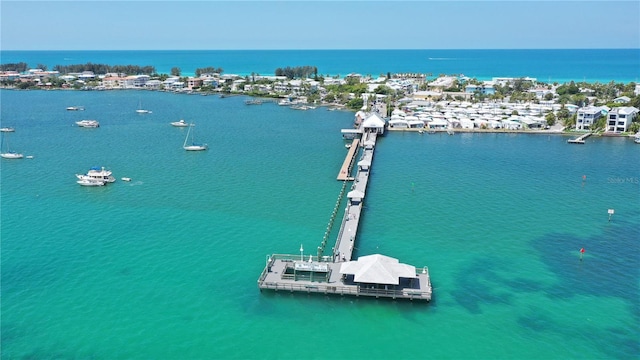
xmin=576 ymin=106 xmax=608 ymax=131
xmin=606 ymin=107 xmax=639 ymax=133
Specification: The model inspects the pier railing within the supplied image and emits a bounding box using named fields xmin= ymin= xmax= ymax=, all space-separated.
xmin=258 ymin=254 xmax=332 ymax=284
xmin=258 ymin=281 xmax=431 ymax=300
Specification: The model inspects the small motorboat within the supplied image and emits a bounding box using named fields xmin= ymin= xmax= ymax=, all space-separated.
xmin=121 ymin=177 xmax=132 ymax=182
xmin=76 ymin=120 xmax=100 ymax=128
xmin=171 ymin=119 xmax=189 ymax=127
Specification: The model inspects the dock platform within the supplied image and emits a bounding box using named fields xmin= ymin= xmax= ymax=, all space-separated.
xmin=568 ymin=132 xmax=592 ymax=144
xmin=337 ymin=138 xmax=359 ymax=181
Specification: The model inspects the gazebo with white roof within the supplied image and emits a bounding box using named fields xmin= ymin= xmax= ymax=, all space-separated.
xmin=340 ymin=254 xmax=418 ymax=287
xmin=361 ymin=113 xmax=386 ymax=135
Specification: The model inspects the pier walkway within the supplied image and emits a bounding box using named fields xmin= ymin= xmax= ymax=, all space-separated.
xmin=333 ymin=132 xmax=376 ymax=262
xmin=258 ymin=122 xmax=432 ymax=301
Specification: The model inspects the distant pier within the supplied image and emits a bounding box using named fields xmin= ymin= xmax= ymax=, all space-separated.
xmin=258 ymin=115 xmax=432 ymax=301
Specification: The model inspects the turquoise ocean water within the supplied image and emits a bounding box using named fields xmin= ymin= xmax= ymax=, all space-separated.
xmin=2 ymin=49 xmax=640 ymax=359
xmin=1 ymin=88 xmax=638 ymax=359
xmin=2 ymin=49 xmax=639 ymax=83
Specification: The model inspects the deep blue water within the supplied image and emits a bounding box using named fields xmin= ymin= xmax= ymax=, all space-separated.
xmin=2 ymin=49 xmax=639 ymax=83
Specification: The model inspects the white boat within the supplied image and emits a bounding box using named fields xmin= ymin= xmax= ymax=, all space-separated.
xmin=121 ymin=177 xmax=132 ymax=182
xmin=76 ymin=120 xmax=100 ymax=128
xmin=171 ymin=119 xmax=189 ymax=127
xmin=183 ymin=123 xmax=208 ymax=151
xmin=1 ymin=132 xmax=23 ymax=159
xmin=0 ymin=127 xmax=15 ymax=132
xmin=1 ymin=152 xmax=24 ymax=159
xmin=66 ymin=106 xmax=84 ymax=111
xmin=76 ymin=166 xmax=116 ymax=183
xmin=634 ymin=132 xmax=640 ymax=144
xmin=77 ymin=178 xmax=105 ymax=186
xmin=135 ymin=100 xmax=151 ymax=114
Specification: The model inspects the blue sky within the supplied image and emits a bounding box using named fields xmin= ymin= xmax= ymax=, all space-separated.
xmin=2 ymin=1 xmax=639 ymax=50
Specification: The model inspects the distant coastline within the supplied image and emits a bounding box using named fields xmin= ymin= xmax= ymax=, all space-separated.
xmin=1 ymin=49 xmax=638 ymax=83
xmin=3 ymin=48 xmax=639 ymax=137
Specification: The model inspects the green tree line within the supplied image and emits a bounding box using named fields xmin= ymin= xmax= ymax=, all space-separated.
xmin=0 ymin=62 xmax=29 ymax=72
xmin=195 ymin=67 xmax=224 ymax=77
xmin=275 ymin=66 xmax=318 ymax=79
xmin=52 ymin=63 xmax=156 ymax=75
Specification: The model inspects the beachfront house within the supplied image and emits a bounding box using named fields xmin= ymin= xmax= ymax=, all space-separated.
xmin=528 ymin=87 xmax=554 ymax=100
xmin=465 ymin=84 xmax=496 ymax=95
xmin=144 ymin=79 xmax=162 ymax=90
xmin=576 ymin=106 xmax=608 ymax=130
xmin=100 ymin=76 xmax=116 ymax=88
xmin=427 ymin=76 xmax=456 ymax=91
xmin=492 ymin=77 xmax=537 ymax=86
xmin=119 ymin=75 xmax=150 ymax=88
xmin=0 ymin=71 xmax=21 ymax=81
xmin=412 ymin=90 xmax=443 ymax=102
xmin=606 ymin=107 xmax=639 ymax=133
xmin=613 ymin=96 xmax=631 ymax=104
xmin=187 ymin=77 xmax=203 ymax=90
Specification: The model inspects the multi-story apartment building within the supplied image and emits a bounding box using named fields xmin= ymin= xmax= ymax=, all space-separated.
xmin=606 ymin=107 xmax=638 ymax=133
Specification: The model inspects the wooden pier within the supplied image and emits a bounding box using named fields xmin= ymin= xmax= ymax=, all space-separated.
xmin=568 ymin=132 xmax=592 ymax=144
xmin=258 ymin=127 xmax=432 ymax=301
xmin=337 ymin=138 xmax=359 ymax=181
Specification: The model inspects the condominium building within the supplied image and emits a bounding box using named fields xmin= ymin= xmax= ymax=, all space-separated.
xmin=576 ymin=106 xmax=608 ymax=130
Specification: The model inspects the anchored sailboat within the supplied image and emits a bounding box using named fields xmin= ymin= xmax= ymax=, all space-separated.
xmin=135 ymin=99 xmax=151 ymax=114
xmin=183 ymin=123 xmax=208 ymax=151
xmin=0 ymin=132 xmax=24 ymax=159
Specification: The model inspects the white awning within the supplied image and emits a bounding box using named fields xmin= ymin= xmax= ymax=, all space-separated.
xmin=339 ymin=254 xmax=416 ymax=285
xmin=347 ymin=189 xmax=365 ymax=199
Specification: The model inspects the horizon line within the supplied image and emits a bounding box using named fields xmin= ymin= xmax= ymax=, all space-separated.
xmin=2 ymin=48 xmax=639 ymax=52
